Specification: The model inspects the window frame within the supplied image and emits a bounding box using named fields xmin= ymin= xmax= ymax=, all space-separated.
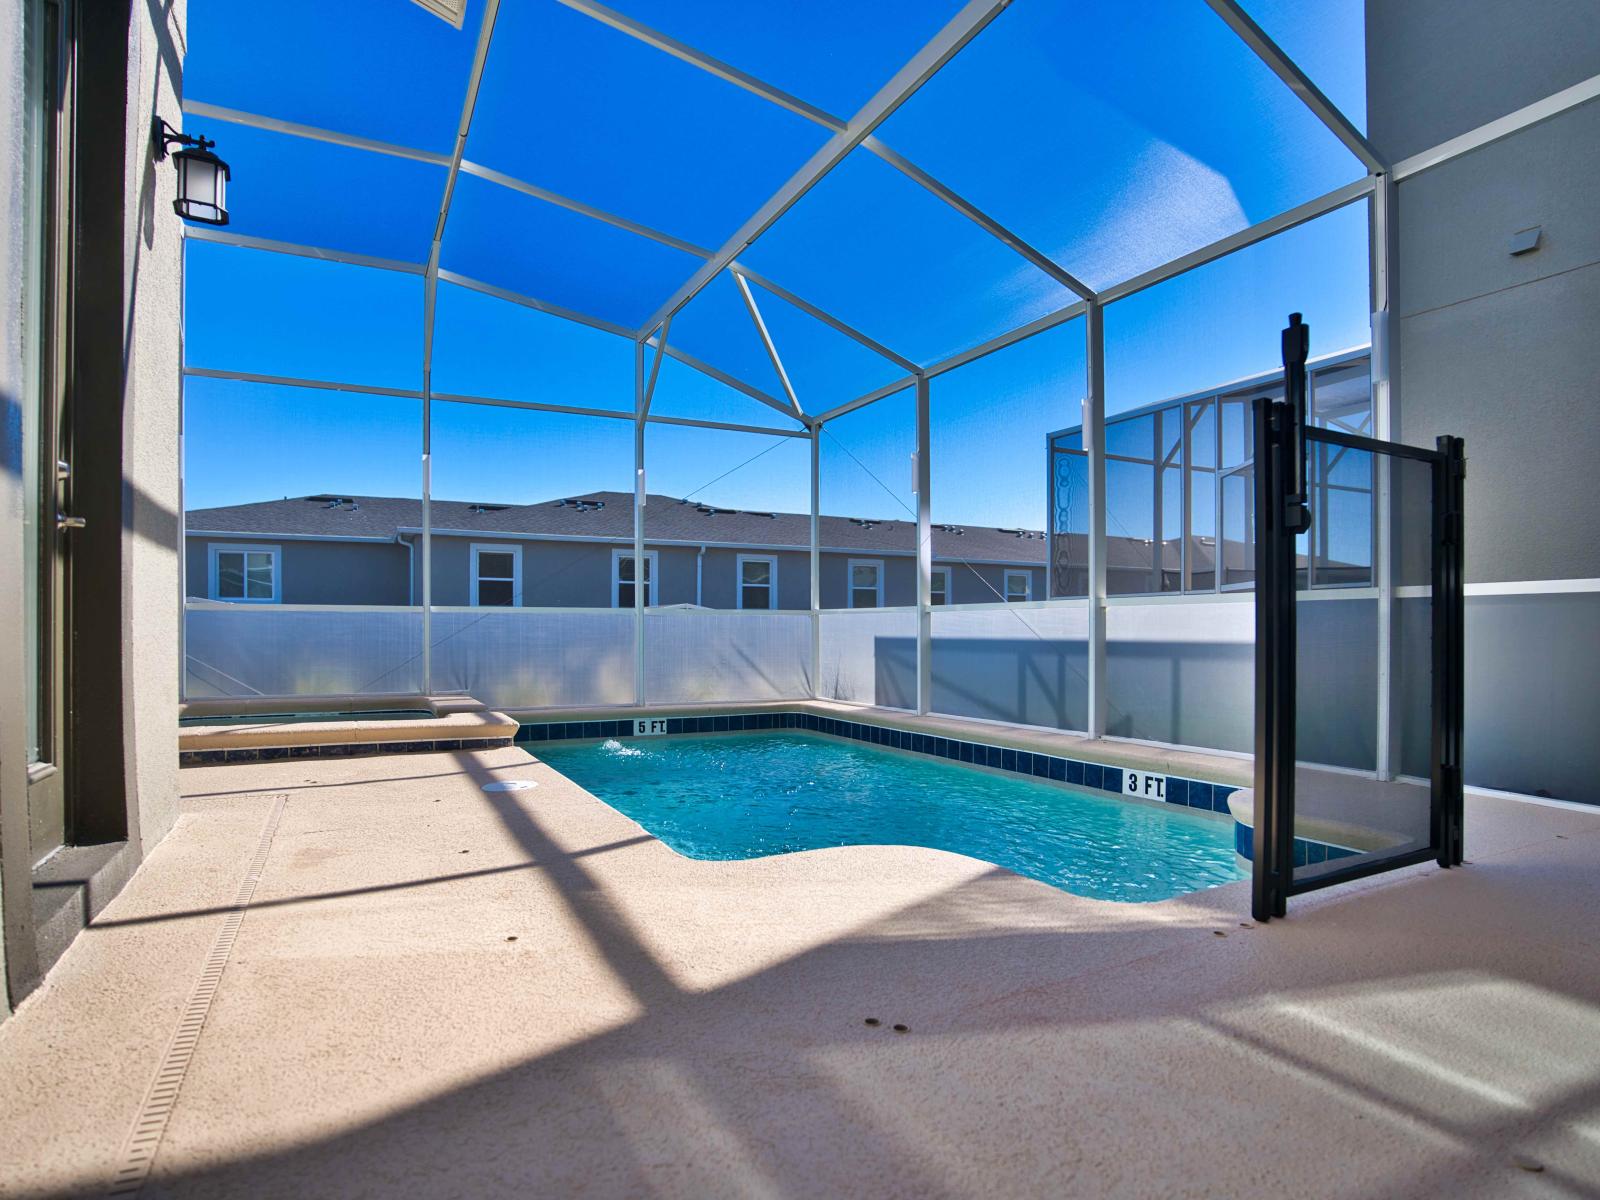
xmin=929 ymin=566 xmax=951 ymax=606
xmin=470 ymin=542 xmax=523 ymax=607
xmin=846 ymin=558 xmax=885 ymax=609
xmin=611 ymin=548 xmax=659 ymax=608
xmin=735 ymin=553 xmax=778 ymax=611
xmin=207 ymin=543 xmax=281 ymax=604
xmin=1003 ymin=569 xmax=1033 ymax=603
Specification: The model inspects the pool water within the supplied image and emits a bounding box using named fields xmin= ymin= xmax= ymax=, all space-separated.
xmin=536 ymin=732 xmax=1245 ymax=902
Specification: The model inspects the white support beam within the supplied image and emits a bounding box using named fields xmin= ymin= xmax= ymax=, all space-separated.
xmin=914 ymin=375 xmax=933 ymax=714
xmin=640 ymin=316 xmax=671 ymax=418
xmin=181 ymin=366 xmax=423 ymax=400
xmin=641 ymin=0 xmax=1011 ymax=337
xmin=862 ymin=136 xmax=1096 ymax=300
xmin=437 ymin=269 xmax=636 ymax=337
xmin=733 ymin=272 xmax=804 ymax=418
xmin=730 ymin=265 xmax=918 ymax=373
xmin=1202 ymin=0 xmax=1386 ymax=174
xmin=809 ymin=424 xmax=822 ymax=697
xmin=633 ymin=343 xmax=648 ymax=706
xmin=643 ymin=335 xmax=800 ymax=425
xmin=646 ymin=413 xmax=809 ymax=439
xmin=423 ymin=0 xmax=502 ymax=380
xmin=183 ymin=226 xmax=425 ymax=275
xmin=923 ymin=299 xmax=1090 ymax=379
xmin=1371 ymin=172 xmax=1397 ymax=780
xmin=1084 ymin=301 xmax=1108 ymax=739
xmin=1391 ymin=73 xmax=1600 ymax=180
xmin=1099 ymin=177 xmax=1373 ymax=304
xmin=815 ymin=375 xmax=918 ymax=425
xmin=181 ymin=100 xmax=452 ymax=166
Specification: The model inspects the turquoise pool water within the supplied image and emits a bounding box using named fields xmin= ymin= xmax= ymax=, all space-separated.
xmin=536 ymin=733 xmax=1245 ymax=902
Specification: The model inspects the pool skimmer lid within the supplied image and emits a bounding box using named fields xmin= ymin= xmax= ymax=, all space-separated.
xmin=482 ymin=780 xmax=538 ymax=793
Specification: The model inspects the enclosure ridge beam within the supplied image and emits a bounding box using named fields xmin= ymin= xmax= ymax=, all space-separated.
xmin=1201 ymin=0 xmax=1386 ymax=174
xmin=861 ymin=136 xmax=1096 ymax=300
xmin=557 ymin=0 xmax=1092 ymax=309
xmin=640 ymin=0 xmax=1013 ymax=337
xmin=1097 ymin=177 xmax=1373 ymax=304
xmin=733 ymin=272 xmax=806 ymax=419
xmin=728 ymin=265 xmax=918 ymax=373
xmin=183 ymin=226 xmax=425 ymax=275
xmin=181 ymin=100 xmax=453 ymax=166
xmin=1391 ymin=72 xmax=1600 ymax=180
xmin=552 ymin=0 xmax=847 ymax=132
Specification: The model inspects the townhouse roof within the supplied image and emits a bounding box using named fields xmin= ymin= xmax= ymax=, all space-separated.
xmin=185 ymin=492 xmax=1053 ymax=565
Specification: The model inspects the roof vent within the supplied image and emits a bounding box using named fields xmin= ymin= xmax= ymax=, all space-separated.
xmin=555 ymin=498 xmax=605 ymax=512
xmin=936 ymin=524 xmax=965 ymax=535
xmin=308 ymin=495 xmax=357 ymax=510
xmin=999 ymin=527 xmax=1046 ymax=540
xmin=696 ymin=505 xmax=737 ymax=516
xmin=409 ymin=0 xmax=466 ymax=29
xmin=850 ymin=518 xmax=887 ymax=530
xmin=467 ymin=503 xmax=509 ymax=515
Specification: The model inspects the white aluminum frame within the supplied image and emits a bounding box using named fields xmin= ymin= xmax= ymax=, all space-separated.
xmin=191 ymin=0 xmax=1580 ymax=750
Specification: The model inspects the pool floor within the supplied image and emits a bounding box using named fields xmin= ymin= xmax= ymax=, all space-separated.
xmin=535 ymin=732 xmax=1245 ymax=902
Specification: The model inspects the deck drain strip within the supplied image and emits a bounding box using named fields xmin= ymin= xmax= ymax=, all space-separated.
xmin=107 ymin=793 xmax=288 ymax=1197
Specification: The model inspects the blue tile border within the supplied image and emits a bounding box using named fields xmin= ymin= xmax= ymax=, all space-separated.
xmin=180 ymin=736 xmax=515 ymax=767
xmin=515 ymin=711 xmax=1241 ymax=818
xmin=1233 ymin=820 xmax=1359 ymax=865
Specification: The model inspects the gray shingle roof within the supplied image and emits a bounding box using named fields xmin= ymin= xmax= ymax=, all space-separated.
xmin=186 ymin=492 xmax=1052 ymax=564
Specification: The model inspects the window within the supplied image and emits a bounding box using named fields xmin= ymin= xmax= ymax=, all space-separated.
xmin=613 ymin=550 xmax=658 ymax=607
xmin=737 ymin=555 xmax=776 ymax=610
xmin=470 ymin=544 xmax=522 ymax=606
xmin=208 ymin=544 xmax=280 ymax=603
xmin=1004 ymin=570 xmax=1032 ymax=603
xmin=848 ymin=559 xmax=883 ymax=609
xmin=930 ymin=567 xmax=951 ymax=606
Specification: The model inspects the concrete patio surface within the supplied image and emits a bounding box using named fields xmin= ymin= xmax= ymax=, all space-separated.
xmin=2 ymin=744 xmax=1598 ymax=1199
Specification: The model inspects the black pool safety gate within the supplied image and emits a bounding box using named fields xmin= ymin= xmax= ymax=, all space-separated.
xmin=1251 ymin=314 xmax=1465 ymax=922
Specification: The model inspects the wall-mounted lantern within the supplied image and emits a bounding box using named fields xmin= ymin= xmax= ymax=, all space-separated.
xmin=151 ymin=117 xmax=230 ymax=226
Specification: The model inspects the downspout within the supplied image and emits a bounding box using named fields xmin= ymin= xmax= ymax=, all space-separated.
xmin=696 ymin=544 xmax=705 ymax=607
xmin=397 ymin=533 xmax=415 ymax=606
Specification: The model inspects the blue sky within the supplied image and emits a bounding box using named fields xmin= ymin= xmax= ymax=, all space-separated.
xmin=183 ymin=0 xmax=1371 ymax=533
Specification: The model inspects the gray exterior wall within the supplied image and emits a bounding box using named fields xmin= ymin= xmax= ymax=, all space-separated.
xmin=183 ymin=531 xmax=1047 ymax=612
xmin=1370 ymin=0 xmax=1600 ymax=803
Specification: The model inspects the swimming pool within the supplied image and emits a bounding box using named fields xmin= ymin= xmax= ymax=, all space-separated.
xmin=536 ymin=732 xmax=1245 ymax=902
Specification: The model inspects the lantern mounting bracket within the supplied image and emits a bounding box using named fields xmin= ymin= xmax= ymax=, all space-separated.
xmin=151 ymin=116 xmax=214 ymax=161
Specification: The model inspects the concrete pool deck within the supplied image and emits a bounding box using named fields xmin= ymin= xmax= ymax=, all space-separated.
xmin=2 ymin=745 xmax=1598 ymax=1198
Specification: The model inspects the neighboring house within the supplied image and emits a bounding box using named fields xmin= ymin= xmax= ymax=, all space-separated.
xmin=184 ymin=492 xmax=1051 ymax=610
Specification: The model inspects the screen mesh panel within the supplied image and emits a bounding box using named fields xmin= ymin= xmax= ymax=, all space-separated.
xmin=817 ymin=609 xmax=916 ymax=708
xmin=184 ymin=604 xmax=423 ymax=698
xmin=645 ymin=611 xmax=812 ymax=703
xmin=930 ymin=604 xmax=1088 ymax=731
xmin=429 ymin=609 xmax=635 ymax=709
xmin=1106 ymin=597 xmax=1254 ymax=753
